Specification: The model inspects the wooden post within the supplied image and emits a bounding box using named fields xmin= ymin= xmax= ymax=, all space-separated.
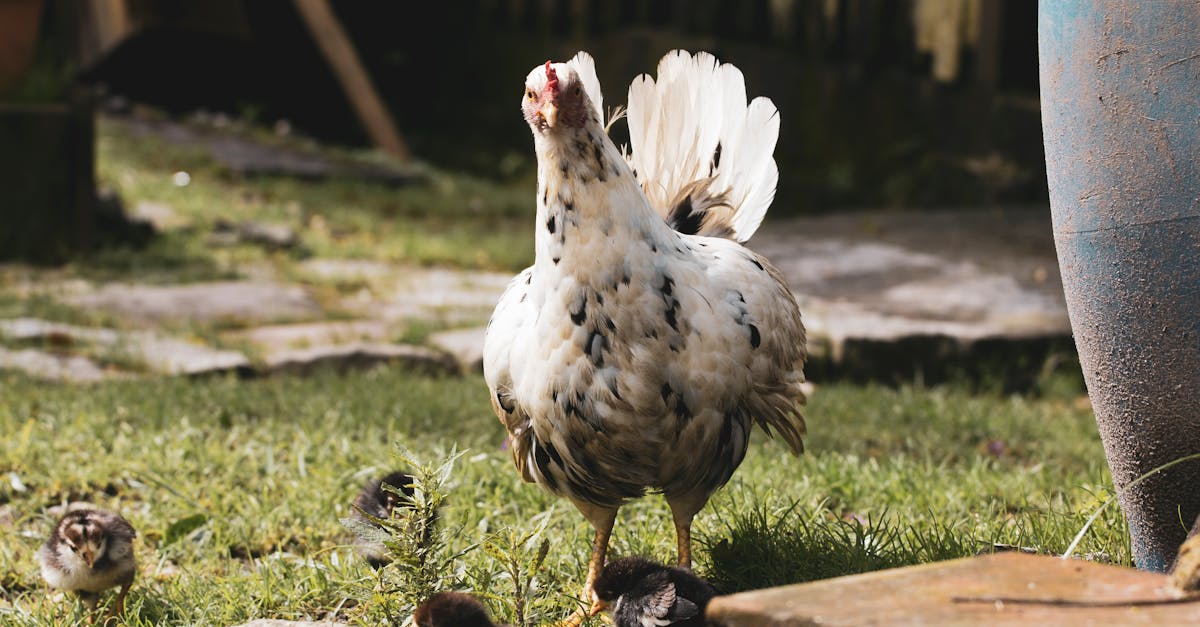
xmin=0 ymin=99 xmax=95 ymax=263
xmin=975 ymin=0 xmax=1002 ymax=93
xmin=293 ymin=0 xmax=411 ymax=162
xmin=0 ymin=0 xmax=45 ymax=94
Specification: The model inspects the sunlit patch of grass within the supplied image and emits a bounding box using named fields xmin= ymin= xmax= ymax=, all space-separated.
xmin=0 ymin=367 xmax=1124 ymax=625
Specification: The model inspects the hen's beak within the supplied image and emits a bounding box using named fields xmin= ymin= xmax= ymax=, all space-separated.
xmin=540 ymin=101 xmax=558 ymax=129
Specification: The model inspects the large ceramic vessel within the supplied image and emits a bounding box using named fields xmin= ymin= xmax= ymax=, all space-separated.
xmin=1039 ymin=2 xmax=1200 ymax=571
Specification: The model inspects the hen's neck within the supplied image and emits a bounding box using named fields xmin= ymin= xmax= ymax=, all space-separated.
xmin=532 ymin=123 xmax=666 ymax=278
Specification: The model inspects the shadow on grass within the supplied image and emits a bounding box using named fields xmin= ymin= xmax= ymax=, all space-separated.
xmin=699 ymin=501 xmax=974 ymax=594
xmin=71 ymin=231 xmax=239 ymax=285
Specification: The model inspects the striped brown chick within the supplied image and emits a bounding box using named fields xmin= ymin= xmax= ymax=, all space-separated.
xmin=37 ymin=507 xmax=137 ymax=621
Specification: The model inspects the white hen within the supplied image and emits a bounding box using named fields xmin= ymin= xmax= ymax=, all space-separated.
xmin=484 ymin=50 xmax=806 ymax=617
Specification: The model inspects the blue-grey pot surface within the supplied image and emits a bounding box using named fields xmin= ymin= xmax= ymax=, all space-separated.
xmin=1039 ymin=1 xmax=1200 ymax=572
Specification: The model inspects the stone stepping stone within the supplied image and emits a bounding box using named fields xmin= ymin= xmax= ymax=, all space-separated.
xmin=127 ymin=335 xmax=250 ymax=376
xmin=0 ymin=347 xmax=110 ymax=382
xmin=0 ymin=317 xmax=120 ymax=344
xmin=223 ymin=320 xmax=393 ymax=352
xmin=0 ymin=318 xmax=250 ymax=377
xmin=750 ymin=209 xmax=1073 ymax=382
xmin=297 ymin=258 xmax=396 ymax=282
xmin=429 ymin=327 xmax=485 ymax=374
xmin=262 ymin=342 xmax=456 ymax=376
xmin=340 ymin=267 xmax=511 ymax=325
xmin=706 ymin=552 xmax=1198 ymax=625
xmin=66 ymin=281 xmax=323 ymax=326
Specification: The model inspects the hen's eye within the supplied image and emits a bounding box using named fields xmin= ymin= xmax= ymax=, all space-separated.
xmin=526 ymin=89 xmax=535 ymax=100
xmin=573 ymin=86 xmax=581 ymax=95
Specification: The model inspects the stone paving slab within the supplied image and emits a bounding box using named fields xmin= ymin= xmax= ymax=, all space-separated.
xmin=751 ymin=208 xmax=1071 ymax=380
xmin=263 ymin=342 xmax=457 ymax=377
xmin=706 ymin=552 xmax=1198 ymax=626
xmin=0 ymin=347 xmax=110 ymax=382
xmin=66 ymin=281 xmax=323 ymax=326
xmin=0 ymin=318 xmax=251 ymax=378
xmin=127 ymin=335 xmax=251 ymax=376
xmin=339 ymin=267 xmax=512 ymax=325
xmin=222 ymin=320 xmax=394 ymax=353
xmin=0 ymin=317 xmax=120 ymax=344
xmin=429 ymin=327 xmax=486 ymax=373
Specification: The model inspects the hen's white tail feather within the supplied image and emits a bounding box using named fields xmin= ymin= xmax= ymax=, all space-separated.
xmin=624 ymin=50 xmax=779 ymax=242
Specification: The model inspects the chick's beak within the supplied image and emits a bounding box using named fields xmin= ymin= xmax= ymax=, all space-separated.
xmin=540 ymin=101 xmax=558 ymax=129
xmin=81 ymin=548 xmax=95 ymax=567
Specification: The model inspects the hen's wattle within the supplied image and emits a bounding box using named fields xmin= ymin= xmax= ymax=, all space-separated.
xmin=484 ymin=50 xmax=807 ymax=619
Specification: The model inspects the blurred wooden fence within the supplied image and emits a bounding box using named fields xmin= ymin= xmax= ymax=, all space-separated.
xmin=472 ymin=0 xmax=1005 ymax=88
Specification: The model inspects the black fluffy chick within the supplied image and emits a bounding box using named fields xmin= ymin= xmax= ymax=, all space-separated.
xmin=351 ymin=470 xmax=416 ymax=568
xmin=593 ymin=556 xmax=716 ymax=627
xmin=414 ymin=591 xmax=506 ymax=627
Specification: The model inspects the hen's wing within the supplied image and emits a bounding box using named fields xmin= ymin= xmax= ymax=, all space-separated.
xmin=483 ymin=267 xmax=537 ymax=483
xmin=623 ymin=50 xmax=779 ymax=243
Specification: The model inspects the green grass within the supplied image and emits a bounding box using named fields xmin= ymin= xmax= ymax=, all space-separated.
xmin=0 ymin=368 xmax=1127 ymax=626
xmin=0 ymin=111 xmax=1128 ymax=625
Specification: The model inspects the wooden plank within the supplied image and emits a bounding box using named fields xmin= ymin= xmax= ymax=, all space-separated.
xmin=706 ymin=553 xmax=1200 ymax=626
xmin=292 ymin=0 xmax=410 ymax=162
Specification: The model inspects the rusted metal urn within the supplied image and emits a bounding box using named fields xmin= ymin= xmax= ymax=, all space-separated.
xmin=1039 ymin=2 xmax=1200 ymax=571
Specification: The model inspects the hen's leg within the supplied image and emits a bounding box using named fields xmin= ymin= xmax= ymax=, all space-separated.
xmin=666 ymin=494 xmax=708 ymax=571
xmin=674 ymin=516 xmax=693 ymax=570
xmin=562 ymin=503 xmax=618 ymax=626
xmin=583 ymin=516 xmax=615 ymax=609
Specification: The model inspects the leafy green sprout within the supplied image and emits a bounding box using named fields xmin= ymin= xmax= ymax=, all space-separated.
xmin=341 ymin=447 xmax=475 ymax=625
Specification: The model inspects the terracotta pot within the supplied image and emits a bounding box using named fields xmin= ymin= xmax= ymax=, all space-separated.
xmin=0 ymin=0 xmax=46 ymax=96
xmin=1039 ymin=2 xmax=1200 ymax=572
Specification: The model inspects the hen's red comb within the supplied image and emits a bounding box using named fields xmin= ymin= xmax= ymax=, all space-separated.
xmin=544 ymin=61 xmax=559 ymax=92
